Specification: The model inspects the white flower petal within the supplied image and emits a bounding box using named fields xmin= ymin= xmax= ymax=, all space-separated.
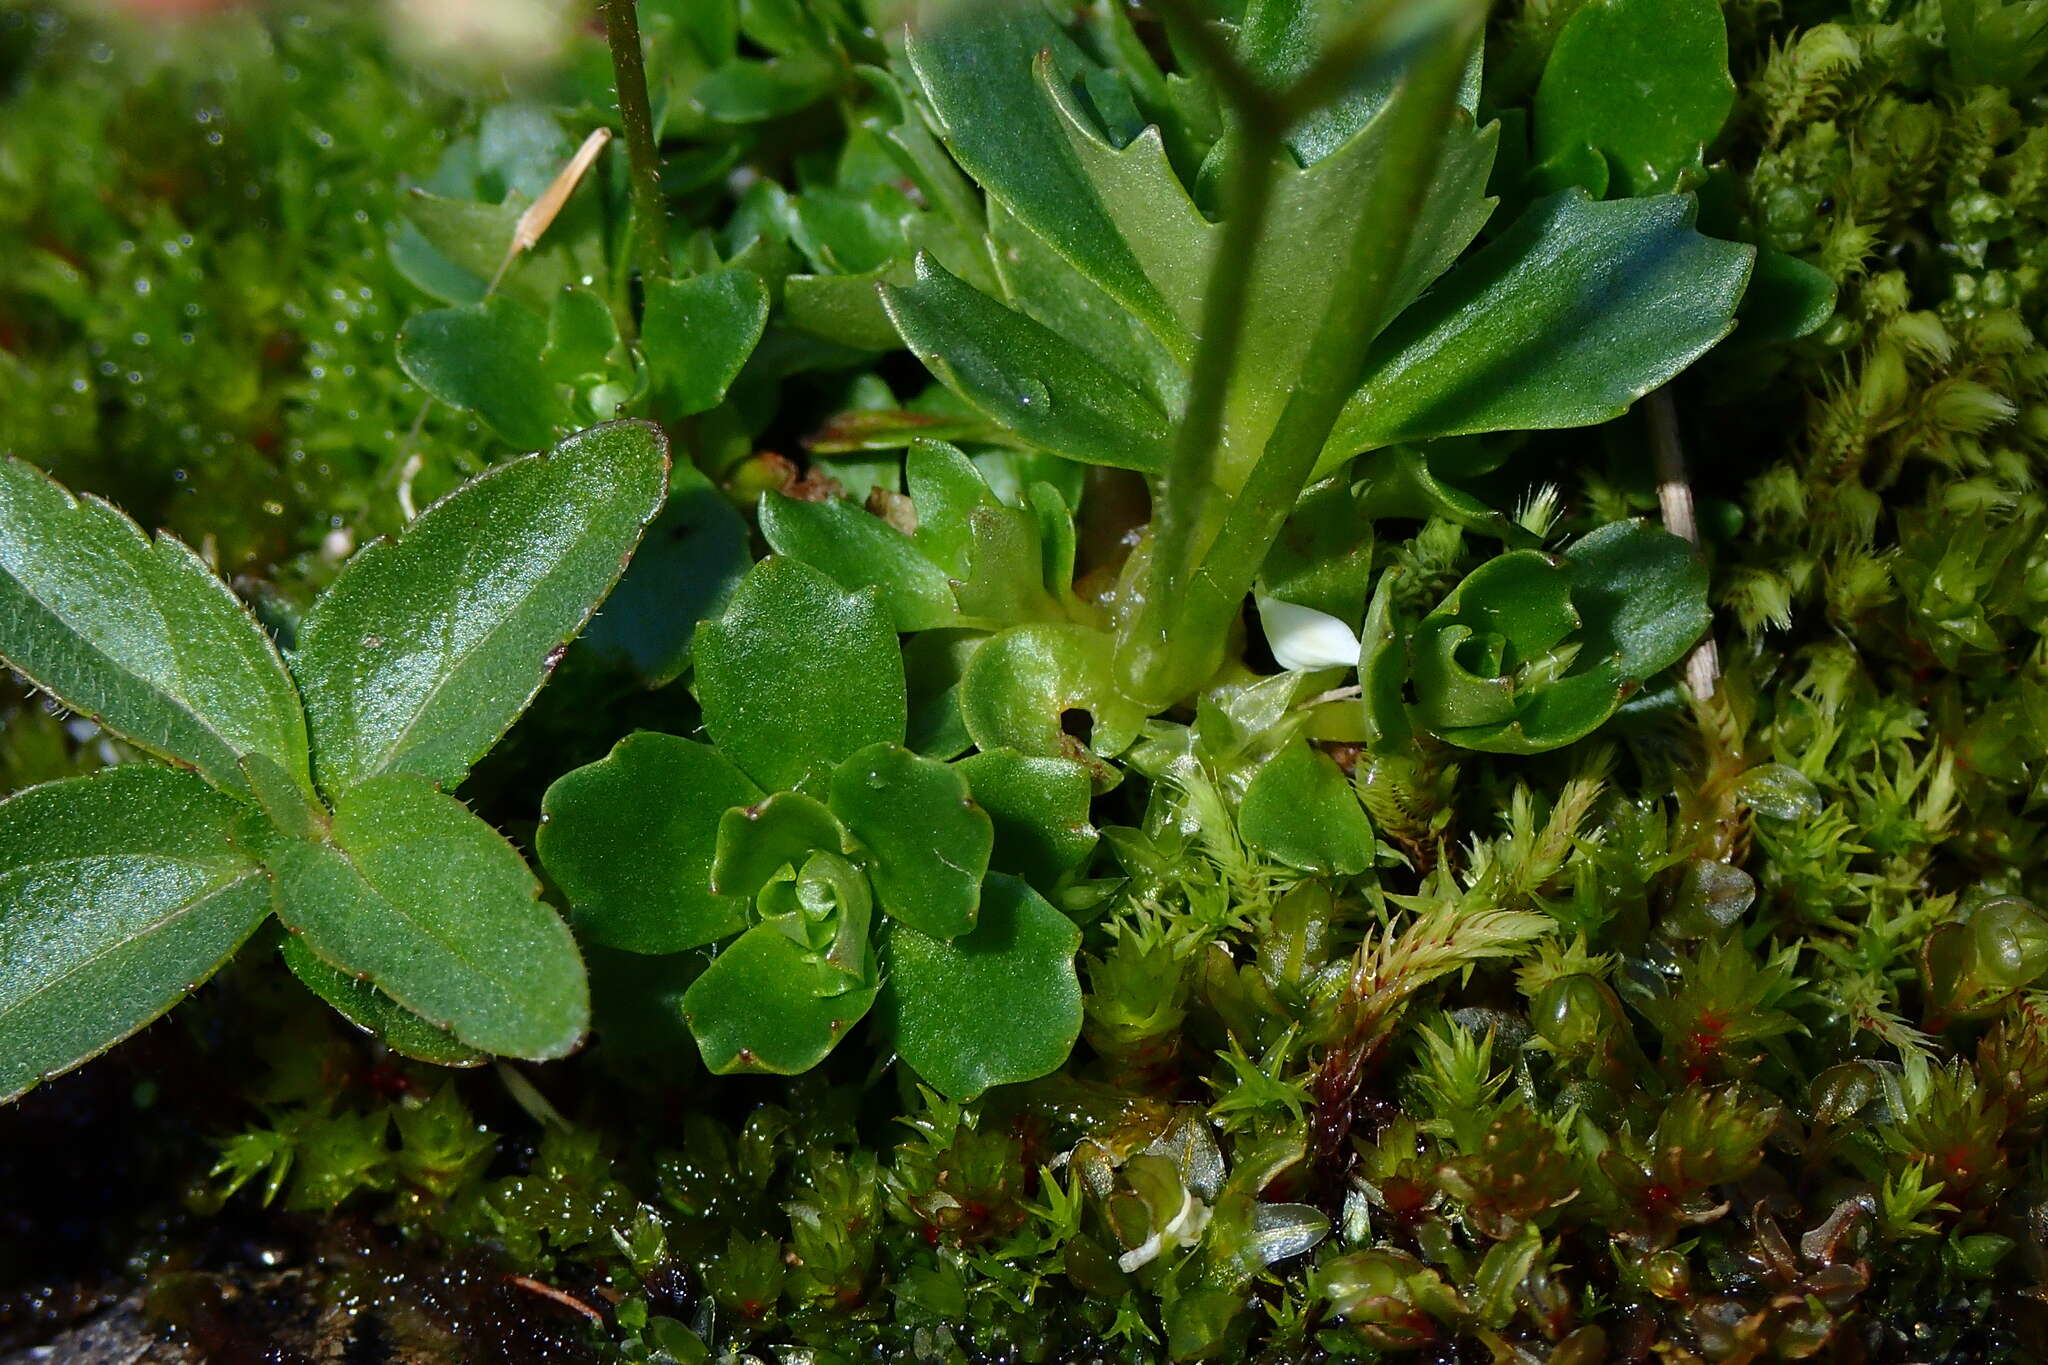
xmin=1256 ymin=596 xmax=1362 ymax=672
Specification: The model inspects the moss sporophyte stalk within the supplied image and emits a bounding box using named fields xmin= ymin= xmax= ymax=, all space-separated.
xmin=3 ymin=0 xmax=2048 ymax=1358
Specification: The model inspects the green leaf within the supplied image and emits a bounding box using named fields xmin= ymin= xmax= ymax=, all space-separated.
xmin=1358 ymin=569 xmax=1414 ymax=753
xmin=958 ymin=623 xmax=1145 ymax=766
xmin=0 ymin=457 xmax=310 ymax=801
xmin=642 ymin=269 xmax=771 ymax=417
xmin=538 ymin=732 xmax=760 ymax=954
xmin=905 ymin=440 xmax=1000 ymax=579
xmin=1737 ymin=249 xmax=1837 ymax=344
xmin=905 ymin=0 xmax=1186 ymax=350
xmin=1561 ymin=518 xmax=1712 ymax=679
xmin=0 ymin=765 xmax=270 ymax=1103
xmin=1413 ymin=520 xmax=1709 ymax=754
xmin=1261 ymin=476 xmax=1378 ymax=624
xmin=581 ymin=463 xmax=750 ymax=686
xmin=878 ymin=872 xmax=1083 ymax=1100
xmin=904 ymin=628 xmax=981 ymax=761
xmin=955 ymin=748 xmax=1098 ymax=890
xmin=694 ymin=557 xmax=908 ymax=793
xmin=879 ymin=253 xmax=1174 ymax=473
xmin=1534 ymin=0 xmax=1733 ymax=197
xmin=259 ymin=774 xmax=588 ymax=1060
xmin=986 ymin=199 xmax=1185 ymax=410
xmin=1239 ymin=739 xmax=1376 ymax=875
xmin=1034 ymin=60 xmax=1214 ymax=346
xmin=1326 ymin=192 xmax=1753 ymax=462
xmin=829 ymin=743 xmax=993 ymax=939
xmin=758 ymin=491 xmax=959 ymax=632
xmin=294 ymin=420 xmax=668 ymax=796
xmin=396 ymin=295 xmax=568 ymax=450
xmin=280 ymin=935 xmax=485 ymax=1068
xmin=542 ymin=285 xmax=623 ymax=383
xmin=682 ymin=922 xmax=879 ymax=1074
xmin=712 ymin=790 xmax=845 ymax=901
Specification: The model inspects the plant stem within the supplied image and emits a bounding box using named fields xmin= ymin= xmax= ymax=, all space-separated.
xmin=1119 ymin=0 xmax=1483 ymax=706
xmin=1122 ymin=131 xmax=1280 ymax=703
xmin=602 ymin=0 xmax=671 ymax=283
xmin=1648 ymin=387 xmax=1720 ymax=700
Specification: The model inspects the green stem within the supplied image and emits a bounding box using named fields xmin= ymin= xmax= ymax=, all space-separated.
xmin=1128 ymin=1 xmax=1484 ymax=704
xmin=603 ymin=0 xmax=671 ymax=282
xmin=1122 ymin=130 xmax=1281 ymax=704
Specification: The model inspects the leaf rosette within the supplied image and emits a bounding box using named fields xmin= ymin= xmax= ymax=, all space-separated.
xmin=1403 ymin=519 xmax=1711 ymax=753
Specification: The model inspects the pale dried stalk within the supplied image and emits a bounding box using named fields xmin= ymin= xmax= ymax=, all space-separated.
xmin=399 ymin=127 xmax=615 ymax=521
xmin=1648 ymin=387 xmax=1721 ymax=700
xmin=487 ymin=125 xmax=614 ymax=294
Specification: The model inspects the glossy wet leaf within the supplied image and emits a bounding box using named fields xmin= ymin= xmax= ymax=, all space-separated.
xmin=878 ymin=872 xmax=1083 ymax=1099
xmin=1535 ymin=0 xmax=1733 ymax=197
xmin=642 ymin=269 xmax=771 ymax=417
xmin=541 ymin=286 xmax=622 ymax=383
xmin=955 ymin=748 xmax=1098 ymax=890
xmin=1240 ymin=739 xmax=1376 ymax=875
xmin=294 ymin=420 xmax=668 ymax=796
xmin=0 ymin=765 xmax=270 ymax=1103
xmin=538 ymin=732 xmax=760 ymax=954
xmin=259 ymin=774 xmax=588 ymax=1060
xmin=581 ymin=463 xmax=750 ymax=686
xmin=880 ymin=253 xmax=1174 ymax=473
xmin=904 ymin=629 xmax=981 ymax=761
xmin=682 ymin=923 xmax=879 ymax=1074
xmin=905 ymin=0 xmax=1185 ymax=349
xmin=1413 ymin=520 xmax=1709 ymax=753
xmin=959 ymin=624 xmax=1144 ymax=764
xmin=905 ymin=440 xmax=1000 ymax=579
xmin=713 ymin=791 xmax=845 ymax=901
xmin=0 ymin=457 xmax=309 ymax=801
xmin=1326 ymin=192 xmax=1753 ymax=462
xmin=758 ymin=491 xmax=959 ymax=632
xmin=829 ymin=742 xmax=992 ymax=939
xmin=1563 ymin=518 xmax=1712 ymax=680
xmin=694 ymin=557 xmax=908 ymax=793
xmin=396 ymin=295 xmax=568 ymax=450
xmin=280 ymin=934 xmax=485 ymax=1068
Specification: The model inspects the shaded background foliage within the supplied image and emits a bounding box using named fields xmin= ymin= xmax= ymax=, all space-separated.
xmin=3 ymin=0 xmax=2048 ymax=1361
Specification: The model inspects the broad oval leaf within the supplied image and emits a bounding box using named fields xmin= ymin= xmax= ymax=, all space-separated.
xmin=694 ymin=557 xmax=908 ymax=793
xmin=954 ymin=748 xmax=1098 ymax=890
xmin=259 ymin=774 xmax=588 ymax=1061
xmin=280 ymin=934 xmax=485 ymax=1068
xmin=641 ymin=269 xmax=771 ymax=417
xmin=758 ymin=491 xmax=960 ymax=633
xmin=829 ymin=742 xmax=993 ymax=939
xmin=958 ymin=623 xmax=1144 ymax=764
xmin=537 ymin=732 xmax=760 ymax=954
xmin=878 ymin=872 xmax=1083 ymax=1100
xmin=397 ymin=295 xmax=569 ymax=451
xmin=713 ymin=790 xmax=845 ymax=902
xmin=0 ymin=765 xmax=270 ymax=1103
xmin=1534 ymin=0 xmax=1733 ymax=198
xmin=294 ymin=420 xmax=669 ymax=796
xmin=1563 ymin=518 xmax=1712 ymax=680
xmin=0 ymin=457 xmax=310 ymax=801
xmin=1240 ymin=739 xmax=1377 ymax=875
xmin=682 ymin=922 xmax=879 ymax=1075
xmin=880 ymin=253 xmax=1174 ymax=474
xmin=1325 ymin=192 xmax=1753 ymax=462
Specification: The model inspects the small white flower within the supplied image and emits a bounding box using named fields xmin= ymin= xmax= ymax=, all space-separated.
xmin=1256 ymin=596 xmax=1361 ymax=672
